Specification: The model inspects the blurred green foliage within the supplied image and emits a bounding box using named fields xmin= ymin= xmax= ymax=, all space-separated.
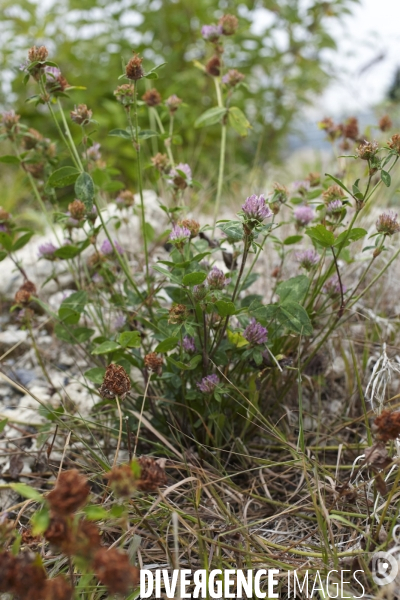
xmin=1 ymin=0 xmax=358 ymax=191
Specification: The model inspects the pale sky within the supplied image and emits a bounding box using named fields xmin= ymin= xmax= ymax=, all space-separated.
xmin=318 ymin=0 xmax=400 ymax=114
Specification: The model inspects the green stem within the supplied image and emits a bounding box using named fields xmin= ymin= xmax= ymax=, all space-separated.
xmin=151 ymin=108 xmax=174 ymax=166
xmin=56 ymin=99 xmax=84 ymax=171
xmin=213 ymin=77 xmax=226 ymax=235
xmin=129 ymin=91 xmax=149 ymax=282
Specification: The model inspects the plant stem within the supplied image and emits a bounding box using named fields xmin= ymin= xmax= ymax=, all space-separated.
xmin=128 ymin=92 xmax=149 ymax=282
xmin=212 ymin=77 xmax=226 ymax=235
xmin=152 ymin=108 xmax=174 ymax=166
xmin=56 ymin=99 xmax=84 ymax=171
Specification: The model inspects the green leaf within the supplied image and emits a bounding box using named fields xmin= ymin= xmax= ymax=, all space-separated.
xmin=333 ymin=228 xmax=367 ymax=248
xmin=84 ymin=367 xmax=106 ymax=384
xmin=48 ymin=166 xmax=80 ymax=188
xmin=83 ymin=505 xmax=109 ymax=520
xmin=92 ymin=341 xmax=120 ymax=355
xmin=75 ymin=172 xmax=95 ymax=211
xmin=108 ymin=128 xmax=131 ymax=139
xmin=53 ymin=245 xmax=81 ymax=259
xmin=10 ymin=483 xmax=43 ymax=502
xmin=0 ymin=155 xmax=20 ymax=164
xmin=117 ymin=331 xmax=141 ymax=348
xmin=0 ymin=418 xmax=8 ymax=432
xmin=167 ymin=355 xmax=200 ymax=371
xmin=0 ymin=232 xmax=13 ymax=251
xmin=155 ymin=337 xmax=179 ymax=353
xmin=306 ymin=224 xmax=335 ymax=248
xmin=182 ymin=272 xmax=207 ymax=286
xmin=325 ymin=173 xmax=352 ymax=197
xmin=276 ymin=275 xmax=309 ymax=304
xmin=138 ymin=130 xmax=159 ymax=139
xmin=60 ymin=291 xmax=87 ymax=313
xmin=283 ymin=235 xmax=303 ymax=245
xmin=31 ymin=507 xmax=50 ymax=535
xmin=0 ymin=250 xmax=7 ymax=261
xmin=215 ymin=300 xmax=236 ymax=317
xmin=381 ymin=170 xmax=391 ymax=187
xmin=227 ymin=330 xmax=248 ymax=348
xmin=264 ymin=302 xmax=313 ymax=335
xmin=12 ymin=232 xmax=34 ymax=252
xmin=228 ymin=106 xmax=251 ymax=137
xmin=194 ymin=107 xmax=227 ymax=128
xmin=144 ymin=71 xmax=158 ymax=79
xmin=218 ymin=220 xmax=244 ymax=242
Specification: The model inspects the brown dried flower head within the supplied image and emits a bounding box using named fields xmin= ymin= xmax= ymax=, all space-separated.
xmin=144 ymin=352 xmax=163 ymax=374
xmin=44 ymin=514 xmax=72 ymax=549
xmin=0 ymin=551 xmax=17 ymax=592
xmin=126 ymin=54 xmax=144 ymax=81
xmin=22 ymin=161 xmax=45 ymax=179
xmin=93 ymin=547 xmax=140 ymax=595
xmin=22 ymin=128 xmax=43 ymax=150
xmin=168 ymin=303 xmax=188 ymax=324
xmin=47 ymin=469 xmax=90 ymax=515
xmin=178 ymin=219 xmax=200 ymax=239
xmin=12 ymin=553 xmax=47 ymax=600
xmin=116 ymin=189 xmax=135 ymax=208
xmin=14 ymin=280 xmax=37 ymax=306
xmin=99 ymin=363 xmax=131 ymax=399
xmin=165 ymin=94 xmax=182 ymax=114
xmin=379 ymin=115 xmax=392 ymax=132
xmin=374 ymin=410 xmax=400 ymax=442
xmin=218 ymin=14 xmax=239 ymax=35
xmin=73 ymin=519 xmax=101 ymax=559
xmin=70 ymin=104 xmax=92 ymax=126
xmin=272 ymin=182 xmax=289 ymax=204
xmin=388 ymin=134 xmax=400 ymax=154
xmin=322 ymin=185 xmax=346 ymax=203
xmin=28 ymin=45 xmax=48 ymax=63
xmin=107 ymin=463 xmax=137 ymax=498
xmin=142 ymin=88 xmax=162 ymax=107
xmin=44 ymin=577 xmax=73 ymax=600
xmin=68 ymin=199 xmax=86 ymax=220
xmin=1 ymin=110 xmax=21 ymax=138
xmin=356 ymin=140 xmax=378 ymax=160
xmin=319 ymin=117 xmax=340 ymax=141
xmin=341 ymin=116 xmax=359 ymax=141
xmin=222 ymin=69 xmax=244 ymax=87
xmin=137 ymin=456 xmax=167 ymax=491
xmin=206 ymin=56 xmax=221 ymax=77
xmin=0 ymin=207 xmax=11 ymax=222
xmin=376 ymin=211 xmax=400 ymax=236
xmin=151 ymin=152 xmax=169 ymax=172
xmin=114 ymin=83 xmax=135 ymax=106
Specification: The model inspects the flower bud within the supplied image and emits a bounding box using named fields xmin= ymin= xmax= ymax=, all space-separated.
xmin=126 ymin=54 xmax=144 ymax=81
xmin=68 ymin=199 xmax=86 ymax=220
xmin=218 ymin=14 xmax=239 ymax=36
xmin=70 ymin=104 xmax=92 ymax=126
xmin=165 ymin=94 xmax=182 ymax=114
xmin=114 ymin=83 xmax=135 ymax=106
xmin=28 ymin=45 xmax=48 ymax=63
xmin=142 ymin=88 xmax=161 ymax=107
xmin=206 ymin=56 xmax=221 ymax=77
xmin=379 ymin=115 xmax=392 ymax=132
xmin=151 ymin=152 xmax=169 ymax=172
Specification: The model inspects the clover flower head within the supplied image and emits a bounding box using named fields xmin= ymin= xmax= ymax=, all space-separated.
xmin=243 ymin=318 xmax=268 ymax=345
xmin=292 ymin=180 xmax=310 ymax=195
xmin=197 ymin=374 xmax=219 ymax=393
xmin=222 ymin=69 xmax=245 ymax=87
xmin=168 ymin=163 xmax=192 ymax=188
xmin=101 ymin=239 xmax=123 ymax=255
xmin=201 ymin=24 xmax=223 ymax=41
xmin=86 ymin=142 xmax=102 ymax=161
xmin=242 ymin=194 xmax=272 ymax=222
xmin=376 ymin=211 xmax=400 ymax=236
xmin=323 ymin=275 xmax=347 ymax=296
xmin=38 ymin=242 xmax=57 ymax=258
xmin=206 ymin=266 xmax=230 ymax=290
xmin=182 ymin=336 xmax=196 ymax=353
xmin=169 ymin=225 xmax=191 ymax=244
xmin=295 ymin=249 xmax=319 ymax=270
xmin=326 ymin=199 xmax=343 ymax=215
xmin=294 ymin=205 xmax=315 ymax=226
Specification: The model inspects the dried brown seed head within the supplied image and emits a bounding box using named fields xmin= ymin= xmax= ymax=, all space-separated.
xmin=388 ymin=133 xmax=400 ymax=154
xmin=114 ymin=83 xmax=135 ymax=106
xmin=168 ymin=303 xmax=188 ymax=324
xmin=151 ymin=152 xmax=169 ymax=172
xmin=137 ymin=456 xmax=167 ymax=492
xmin=178 ymin=219 xmax=200 ymax=239
xmin=99 ymin=363 xmax=131 ymax=399
xmin=116 ymin=189 xmax=135 ymax=208
xmin=126 ymin=54 xmax=144 ymax=81
xmin=142 ymin=88 xmax=162 ymax=107
xmin=70 ymin=104 xmax=92 ymax=126
xmin=14 ymin=281 xmax=37 ymax=306
xmin=28 ymin=46 xmax=48 ymax=63
xmin=306 ymin=172 xmax=321 ymax=187
xmin=44 ymin=576 xmax=73 ymax=600
xmin=107 ymin=463 xmax=137 ymax=498
xmin=144 ymin=352 xmax=163 ymax=374
xmin=342 ymin=116 xmax=359 ymax=141
xmin=93 ymin=547 xmax=140 ymax=595
xmin=22 ymin=128 xmax=43 ymax=149
xmin=322 ymin=185 xmax=346 ymax=203
xmin=374 ymin=410 xmax=400 ymax=442
xmin=379 ymin=115 xmax=392 ymax=132
xmin=206 ymin=56 xmax=221 ymax=77
xmin=22 ymin=162 xmax=45 ymax=179
xmin=218 ymin=14 xmax=239 ymax=35
xmin=356 ymin=140 xmax=378 ymax=160
xmin=68 ymin=199 xmax=86 ymax=220
xmin=47 ymin=469 xmax=90 ymax=515
xmin=44 ymin=514 xmax=72 ymax=549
